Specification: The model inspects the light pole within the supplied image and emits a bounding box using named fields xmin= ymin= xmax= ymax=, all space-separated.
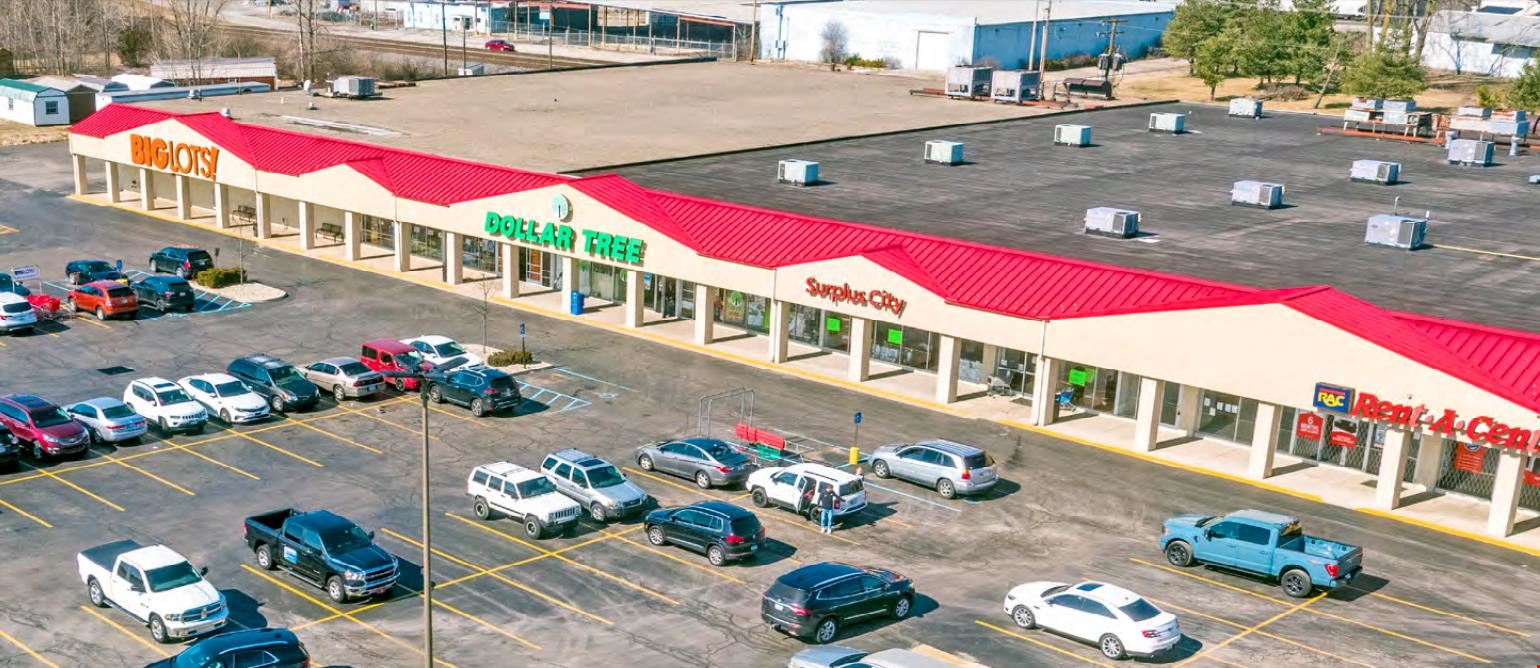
xmin=418 ymin=385 xmax=433 ymax=667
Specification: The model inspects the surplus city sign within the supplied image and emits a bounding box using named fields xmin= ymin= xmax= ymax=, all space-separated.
xmin=804 ymin=278 xmax=908 ymax=318
xmin=129 ymin=134 xmax=220 ymax=180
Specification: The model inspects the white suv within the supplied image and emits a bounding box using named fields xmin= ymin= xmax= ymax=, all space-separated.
xmin=403 ymin=335 xmax=483 ymax=368
xmin=746 ymin=462 xmax=867 ymax=522
xmin=177 ymin=373 xmax=270 ymax=425
xmin=0 ymin=292 xmax=37 ymax=335
xmin=123 ymin=378 xmax=208 ymax=435
xmin=466 ymin=462 xmax=582 ymax=539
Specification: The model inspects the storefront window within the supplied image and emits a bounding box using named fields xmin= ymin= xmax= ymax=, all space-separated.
xmin=822 ymin=313 xmax=851 ymax=352
xmin=1057 ymin=362 xmax=1133 ymax=415
xmin=521 ymin=248 xmax=551 ymax=287
xmin=993 ymin=349 xmax=1036 ymax=397
xmin=409 ymin=225 xmax=442 ymax=261
xmin=361 ymin=215 xmax=394 ymax=248
xmin=870 ymin=322 xmax=939 ymax=371
xmin=960 ymin=340 xmax=986 ymax=385
xmin=1196 ymin=390 xmax=1258 ymax=444
xmin=788 ymin=304 xmax=822 ymax=346
xmin=463 ymin=237 xmax=498 ymax=274
xmin=714 ymin=291 xmax=769 ymax=333
xmin=1274 ymin=406 xmax=1420 ymax=479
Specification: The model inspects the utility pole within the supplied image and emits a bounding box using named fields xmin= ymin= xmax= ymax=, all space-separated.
xmin=441 ymin=2 xmax=450 ymax=76
xmin=1027 ymin=0 xmax=1042 ymax=71
xmin=1037 ymin=0 xmax=1053 ymax=100
xmin=419 ymin=386 xmax=434 ymax=667
xmin=461 ymin=21 xmax=467 ymax=71
xmin=1097 ymin=17 xmax=1125 ymax=81
xmin=749 ymin=0 xmax=760 ymax=63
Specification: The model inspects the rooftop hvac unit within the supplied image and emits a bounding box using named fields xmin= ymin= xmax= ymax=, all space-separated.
xmin=1488 ymin=119 xmax=1531 ymax=135
xmin=777 ymin=159 xmax=819 ymax=186
xmin=1148 ymin=112 xmax=1186 ymax=134
xmin=457 ymin=63 xmax=485 ymax=77
xmin=1456 ymin=106 xmax=1492 ymax=118
xmin=1364 ymin=214 xmax=1426 ymax=250
xmin=1350 ymin=97 xmax=1384 ymax=110
xmin=1447 ymin=139 xmax=1495 ymax=166
xmin=1064 ymin=77 xmax=1113 ymax=98
xmin=1054 ymin=124 xmax=1092 ymax=147
xmin=1383 ymin=110 xmax=1430 ymax=127
xmin=990 ymin=70 xmax=1040 ymax=103
xmin=923 ymin=140 xmax=964 ymax=165
xmin=945 ymin=66 xmax=993 ymax=98
xmin=1350 ymin=160 xmax=1400 ymax=184
xmin=1084 ymin=207 xmax=1140 ymax=238
xmin=1448 ymin=115 xmax=1490 ymax=132
xmin=1343 ymin=109 xmax=1375 ymax=123
xmin=1230 ymin=181 xmax=1285 ymax=209
xmin=1491 ymin=109 xmax=1528 ymax=121
xmin=1228 ymin=97 xmax=1262 ymax=119
xmin=1381 ymin=98 xmax=1416 ymax=112
xmin=330 ymin=75 xmax=376 ymax=99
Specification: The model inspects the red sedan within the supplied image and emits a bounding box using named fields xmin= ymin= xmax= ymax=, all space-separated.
xmin=68 ymin=280 xmax=138 ymax=320
xmin=485 ymin=39 xmax=516 ymax=52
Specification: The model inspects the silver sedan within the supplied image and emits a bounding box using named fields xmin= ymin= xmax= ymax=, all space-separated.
xmin=302 ymin=357 xmax=387 ymax=402
xmin=65 ymin=397 xmax=148 ymax=444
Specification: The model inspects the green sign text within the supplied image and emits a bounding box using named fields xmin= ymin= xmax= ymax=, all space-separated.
xmin=484 ymin=212 xmax=645 ymax=265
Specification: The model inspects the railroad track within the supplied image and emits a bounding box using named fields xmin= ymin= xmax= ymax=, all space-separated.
xmin=220 ymin=23 xmax=607 ymax=71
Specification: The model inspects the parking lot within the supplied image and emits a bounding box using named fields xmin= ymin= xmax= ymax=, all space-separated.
xmin=2 ymin=143 xmax=1539 ymax=667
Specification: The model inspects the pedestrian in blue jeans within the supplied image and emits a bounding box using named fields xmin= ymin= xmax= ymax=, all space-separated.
xmin=817 ymin=487 xmax=840 ymax=534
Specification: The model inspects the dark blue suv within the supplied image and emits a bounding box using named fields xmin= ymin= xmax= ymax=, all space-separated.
xmin=130 ymin=274 xmax=196 ymax=313
xmin=423 ymin=359 xmax=521 ymax=417
xmin=149 ymin=246 xmax=215 ymax=279
xmin=144 ymin=627 xmax=309 ymax=668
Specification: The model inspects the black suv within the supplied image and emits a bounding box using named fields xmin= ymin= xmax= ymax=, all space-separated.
xmin=645 ymin=500 xmax=765 ymax=566
xmin=130 ymin=274 xmax=196 ymax=313
xmin=64 ymin=259 xmax=124 ymax=285
xmin=228 ymin=354 xmax=321 ymax=413
xmin=149 ymin=246 xmax=215 ymax=279
xmin=144 ymin=627 xmax=310 ymax=668
xmin=423 ymin=359 xmax=521 ymax=417
xmin=762 ymin=562 xmax=915 ymax=644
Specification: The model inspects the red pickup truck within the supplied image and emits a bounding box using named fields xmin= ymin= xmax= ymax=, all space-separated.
xmin=360 ymin=339 xmax=429 ymax=391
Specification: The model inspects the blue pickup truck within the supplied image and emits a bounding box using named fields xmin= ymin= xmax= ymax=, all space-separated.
xmin=1160 ymin=509 xmax=1363 ymax=598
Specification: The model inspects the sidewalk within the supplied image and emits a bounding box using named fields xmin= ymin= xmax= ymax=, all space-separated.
xmin=78 ymin=191 xmax=1540 ymax=559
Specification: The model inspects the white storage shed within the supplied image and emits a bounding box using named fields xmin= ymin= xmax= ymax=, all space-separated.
xmin=0 ymin=79 xmax=70 ymax=126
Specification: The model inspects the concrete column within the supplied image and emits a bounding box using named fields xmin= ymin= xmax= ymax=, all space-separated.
xmin=935 ymin=335 xmax=961 ymax=403
xmin=769 ymin=299 xmax=791 ymax=363
xmin=105 ymin=162 xmax=122 ymax=203
xmin=980 ymin=344 xmax=1001 ymax=381
xmin=693 ymin=284 xmax=715 ymax=345
xmin=1133 ymin=377 xmax=1167 ymax=453
xmin=394 ymin=221 xmax=412 ymax=272
xmin=213 ymin=184 xmax=229 ymax=229
xmin=297 ymin=201 xmax=315 ymax=251
xmin=501 ymin=245 xmax=520 ymax=298
xmin=560 ymin=255 xmax=579 ymax=295
xmin=139 ymin=168 xmax=155 ymax=210
xmin=1375 ymin=428 xmax=1413 ymax=510
xmin=1030 ymin=357 xmax=1063 ymax=426
xmin=623 ymin=269 xmax=644 ymax=328
xmin=343 ymin=211 xmax=361 ymax=261
xmin=443 ymin=231 xmax=462 ymax=285
xmin=1249 ymin=402 xmax=1283 ymax=478
xmin=71 ymin=154 xmax=87 ymax=196
xmin=1487 ymin=447 xmax=1525 ymax=537
xmin=1175 ymin=385 xmax=1202 ymax=434
xmin=848 ymin=317 xmax=872 ymax=382
xmin=174 ymin=175 xmax=191 ymax=220
xmin=253 ymin=193 xmax=270 ymax=239
xmin=1413 ymin=436 xmax=1448 ymax=491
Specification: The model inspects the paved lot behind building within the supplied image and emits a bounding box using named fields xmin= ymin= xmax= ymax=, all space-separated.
xmin=2 ymin=144 xmax=1539 ymax=667
xmin=599 ymin=102 xmax=1540 ymax=332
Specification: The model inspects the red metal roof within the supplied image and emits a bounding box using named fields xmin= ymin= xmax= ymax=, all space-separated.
xmin=70 ymin=105 xmax=1540 ymax=413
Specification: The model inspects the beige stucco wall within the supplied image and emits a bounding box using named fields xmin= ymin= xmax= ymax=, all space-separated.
xmin=1045 ymin=303 xmax=1538 ymax=435
xmin=71 ymin=119 xmax=261 ymax=191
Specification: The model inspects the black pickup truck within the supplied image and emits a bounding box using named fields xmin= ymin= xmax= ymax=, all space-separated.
xmin=243 ymin=508 xmax=398 ymax=603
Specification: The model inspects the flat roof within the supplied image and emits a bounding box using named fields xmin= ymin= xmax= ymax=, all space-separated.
xmin=597 ymin=102 xmax=1540 ymax=333
xmin=138 ymin=61 xmax=1063 ymax=173
xmin=595 ymin=0 xmax=761 ymax=24
xmin=773 ymin=0 xmax=1177 ymax=24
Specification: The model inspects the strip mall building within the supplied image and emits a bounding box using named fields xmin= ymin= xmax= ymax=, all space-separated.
xmin=67 ymin=105 xmax=1540 ymax=541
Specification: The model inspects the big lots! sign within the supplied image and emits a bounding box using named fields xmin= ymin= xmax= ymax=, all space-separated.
xmin=805 ymin=278 xmax=907 ymax=318
xmin=1315 ymin=382 xmax=1540 ymax=452
xmin=129 ymin=134 xmax=220 ymax=180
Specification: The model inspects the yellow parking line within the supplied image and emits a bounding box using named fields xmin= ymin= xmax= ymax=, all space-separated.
xmin=430 ymin=597 xmax=541 ymax=650
xmin=754 ymin=509 xmax=861 ymax=546
xmin=426 ymin=404 xmax=487 ymax=427
xmin=0 ymin=626 xmax=59 ymax=667
xmin=31 ymin=466 xmax=124 ymax=511
xmin=73 ymin=316 xmax=111 ymax=329
xmin=624 ymin=466 xmax=706 ymax=496
xmin=177 ymin=446 xmax=261 ymax=480
xmin=585 ymin=522 xmax=747 ymax=585
xmin=90 ymin=447 xmax=195 ymax=496
xmin=1146 ymin=598 xmax=1375 ymax=668
xmin=1350 ymin=587 xmax=1530 ymax=638
xmin=974 ymin=620 xmax=1112 ymax=666
xmin=447 ymin=513 xmax=681 ymax=606
xmin=1129 ymin=558 xmax=1489 ymax=664
xmin=1177 ymin=593 xmax=1324 ymax=667
xmin=0 ymin=495 xmax=52 ymax=528
xmin=79 ymin=605 xmax=168 ymax=657
xmin=622 ymin=466 xmax=859 ymax=545
xmin=233 ymin=432 xmax=324 ymax=468
xmin=240 ymin=565 xmax=458 ymax=668
xmin=284 ymin=417 xmax=384 ymax=454
xmin=328 ymin=402 xmax=444 ymax=441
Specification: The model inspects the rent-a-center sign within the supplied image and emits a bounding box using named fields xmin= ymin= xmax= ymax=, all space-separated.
xmin=1314 ymin=382 xmax=1540 ymax=452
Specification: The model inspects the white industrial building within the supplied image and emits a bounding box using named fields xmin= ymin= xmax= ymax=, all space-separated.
xmin=0 ymin=79 xmax=70 ymax=126
xmin=1423 ymin=10 xmax=1540 ymax=77
xmin=758 ymin=0 xmax=1176 ymax=71
xmin=152 ymin=57 xmax=279 ymax=88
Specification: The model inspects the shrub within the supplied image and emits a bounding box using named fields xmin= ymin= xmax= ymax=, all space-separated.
xmin=841 ymin=54 xmax=893 ymax=69
xmin=194 ymin=267 xmax=246 ymax=289
xmin=488 ymin=349 xmax=534 ymax=367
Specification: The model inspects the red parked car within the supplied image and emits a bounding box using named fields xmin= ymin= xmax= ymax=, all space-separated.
xmin=68 ymin=280 xmax=138 ymax=320
xmin=485 ymin=39 xmax=516 ymax=52
xmin=0 ymin=394 xmax=89 ymax=462
xmin=361 ymin=339 xmax=430 ymax=391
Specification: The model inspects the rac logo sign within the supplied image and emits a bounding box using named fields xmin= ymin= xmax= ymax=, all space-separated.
xmin=1313 ymin=383 xmax=1354 ymax=413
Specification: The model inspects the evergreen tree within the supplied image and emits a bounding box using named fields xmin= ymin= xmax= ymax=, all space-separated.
xmin=1505 ymin=60 xmax=1540 ymax=111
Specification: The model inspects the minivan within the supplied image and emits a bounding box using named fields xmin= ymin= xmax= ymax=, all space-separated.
xmin=228 ymin=354 xmax=321 ymax=412
xmin=868 ymin=439 xmax=997 ymax=499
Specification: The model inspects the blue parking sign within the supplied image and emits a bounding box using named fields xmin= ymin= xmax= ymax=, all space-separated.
xmin=853 ymin=411 xmax=862 ymax=425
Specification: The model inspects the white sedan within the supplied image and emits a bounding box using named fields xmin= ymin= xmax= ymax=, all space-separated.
xmin=1002 ymin=581 xmax=1180 ymax=660
xmin=402 ymin=335 xmax=483 ymax=368
xmin=178 ymin=373 xmax=271 ymax=425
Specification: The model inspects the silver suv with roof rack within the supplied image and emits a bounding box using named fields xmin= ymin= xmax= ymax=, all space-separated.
xmin=541 ymin=449 xmax=651 ymax=522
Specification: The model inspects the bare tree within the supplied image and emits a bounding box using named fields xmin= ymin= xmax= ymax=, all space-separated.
xmin=819 ymin=20 xmax=848 ymax=65
xmin=161 ymin=0 xmax=229 ymax=82
xmin=292 ymin=0 xmax=327 ymax=85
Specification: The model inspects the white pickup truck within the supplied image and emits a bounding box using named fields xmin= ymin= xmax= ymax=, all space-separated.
xmin=78 ymin=540 xmax=228 ymax=643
